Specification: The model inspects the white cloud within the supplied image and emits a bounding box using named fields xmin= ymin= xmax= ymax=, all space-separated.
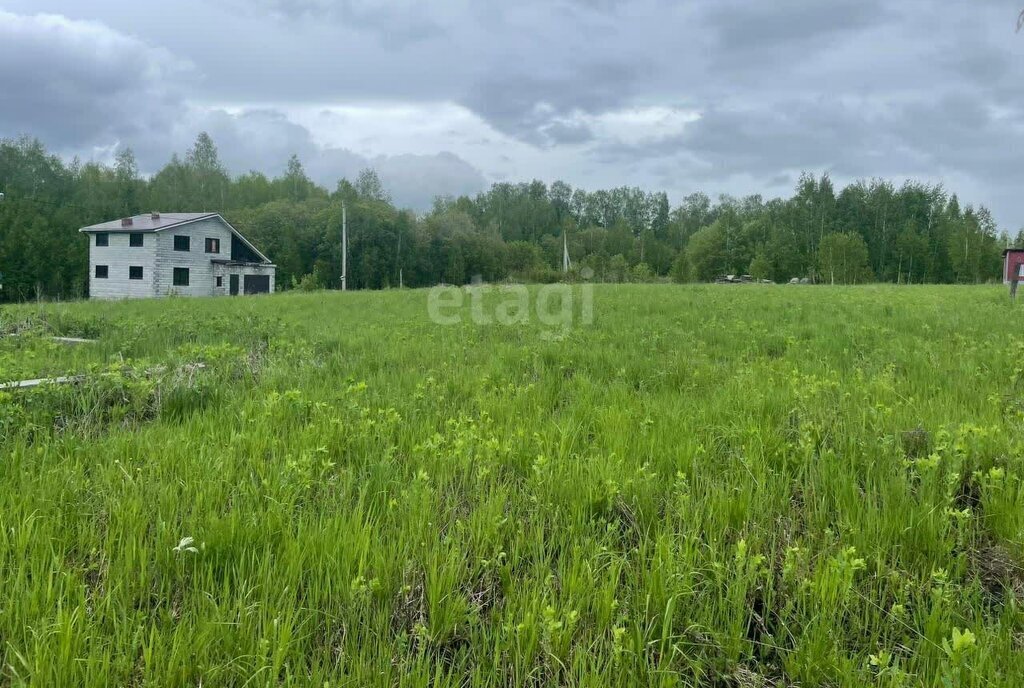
xmin=582 ymin=107 xmax=700 ymax=145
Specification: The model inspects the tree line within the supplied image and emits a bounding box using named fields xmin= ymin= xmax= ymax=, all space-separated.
xmin=0 ymin=133 xmax=1013 ymax=301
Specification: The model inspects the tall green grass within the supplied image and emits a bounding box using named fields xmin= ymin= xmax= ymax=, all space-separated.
xmin=1 ymin=285 xmax=1022 ymax=686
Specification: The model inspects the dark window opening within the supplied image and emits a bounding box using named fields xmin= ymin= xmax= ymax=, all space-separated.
xmin=95 ymin=265 xmax=108 ymax=279
xmin=95 ymin=233 xmax=108 ymax=247
xmin=129 ymin=233 xmax=144 ymax=247
xmin=129 ymin=266 xmax=144 ymax=280
xmin=205 ymin=237 xmax=221 ymax=254
xmin=216 ymin=276 xmax=223 ymax=288
xmin=173 ymin=268 xmax=190 ymax=287
xmin=173 ymin=235 xmax=190 ymax=251
xmin=230 ymin=234 xmax=264 ymax=263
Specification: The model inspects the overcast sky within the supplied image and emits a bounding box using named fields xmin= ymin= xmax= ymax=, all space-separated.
xmin=1 ymin=0 xmax=1022 ymax=225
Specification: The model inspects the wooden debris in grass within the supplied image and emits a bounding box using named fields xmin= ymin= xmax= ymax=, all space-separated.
xmin=50 ymin=336 xmax=96 ymax=345
xmin=0 ymin=363 xmax=206 ymax=392
xmin=0 ymin=375 xmax=86 ymax=390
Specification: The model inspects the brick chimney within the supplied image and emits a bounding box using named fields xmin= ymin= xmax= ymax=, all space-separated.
xmin=121 ymin=217 xmax=134 ymax=227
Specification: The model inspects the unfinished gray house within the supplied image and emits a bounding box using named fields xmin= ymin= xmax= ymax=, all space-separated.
xmin=80 ymin=213 xmax=276 ymax=299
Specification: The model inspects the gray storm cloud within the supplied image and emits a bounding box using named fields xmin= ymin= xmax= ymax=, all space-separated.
xmin=0 ymin=0 xmax=1022 ymax=224
xmin=0 ymin=9 xmax=485 ymax=209
xmin=0 ymin=10 xmax=187 ymax=147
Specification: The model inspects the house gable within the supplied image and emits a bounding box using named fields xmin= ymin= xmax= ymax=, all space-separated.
xmin=154 ymin=216 xmax=234 ymax=296
xmin=80 ymin=214 xmax=272 ymax=265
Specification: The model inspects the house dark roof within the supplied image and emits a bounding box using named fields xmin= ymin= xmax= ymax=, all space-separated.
xmin=78 ymin=213 xmax=217 ymax=233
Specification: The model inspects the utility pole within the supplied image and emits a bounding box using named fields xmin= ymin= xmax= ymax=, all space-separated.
xmin=397 ymin=224 xmax=403 ymax=288
xmin=562 ymin=229 xmax=571 ymax=273
xmin=341 ymin=201 xmax=348 ymax=291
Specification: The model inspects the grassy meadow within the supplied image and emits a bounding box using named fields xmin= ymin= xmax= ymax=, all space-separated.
xmin=1 ymin=284 xmax=1023 ymax=686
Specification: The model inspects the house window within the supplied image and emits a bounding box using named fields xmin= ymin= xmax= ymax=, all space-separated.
xmin=129 ymin=233 xmax=144 ymax=247
xmin=129 ymin=266 xmax=144 ymax=280
xmin=216 ymin=276 xmax=223 ymax=287
xmin=205 ymin=238 xmax=221 ymax=254
xmin=173 ymin=235 xmax=190 ymax=251
xmin=173 ymin=268 xmax=190 ymax=287
xmin=95 ymin=233 xmax=109 ymax=247
xmin=95 ymin=265 xmax=108 ymax=279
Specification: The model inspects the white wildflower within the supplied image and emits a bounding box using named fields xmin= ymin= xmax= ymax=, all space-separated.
xmin=173 ymin=536 xmax=199 ymax=554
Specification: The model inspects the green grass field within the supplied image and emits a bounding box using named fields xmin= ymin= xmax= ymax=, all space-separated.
xmin=1 ymin=285 xmax=1023 ymax=686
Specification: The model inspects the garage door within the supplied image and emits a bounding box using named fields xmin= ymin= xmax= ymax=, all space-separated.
xmin=243 ymin=275 xmax=270 ymax=295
